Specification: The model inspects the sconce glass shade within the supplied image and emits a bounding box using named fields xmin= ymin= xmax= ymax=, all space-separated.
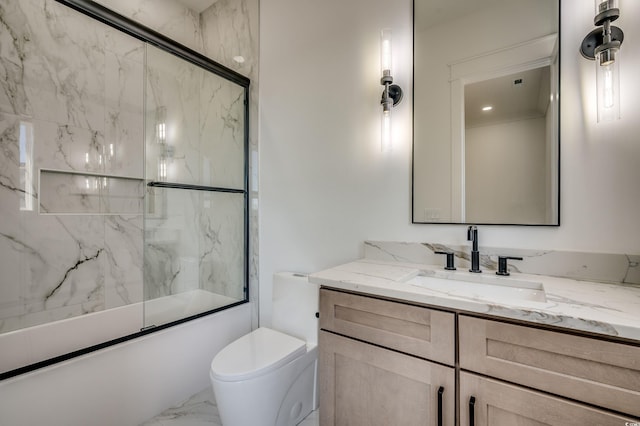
xmin=595 ymin=0 xmax=618 ymax=15
xmin=596 ymin=46 xmax=620 ymax=122
xmin=380 ymin=28 xmax=393 ymax=79
xmin=381 ymin=107 xmax=392 ymax=152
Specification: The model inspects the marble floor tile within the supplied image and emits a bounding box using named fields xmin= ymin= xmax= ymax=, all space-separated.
xmin=140 ymin=387 xmax=221 ymax=426
xmin=298 ymin=410 xmax=319 ymax=426
xmin=140 ymin=387 xmax=319 ymax=426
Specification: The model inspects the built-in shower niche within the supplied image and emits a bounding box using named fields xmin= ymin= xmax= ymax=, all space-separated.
xmin=0 ymin=0 xmax=249 ymax=379
xmin=39 ymin=169 xmax=144 ymax=215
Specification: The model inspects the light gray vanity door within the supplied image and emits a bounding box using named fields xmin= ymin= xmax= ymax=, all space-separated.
xmin=460 ymin=372 xmax=638 ymax=426
xmin=319 ymin=330 xmax=454 ymax=426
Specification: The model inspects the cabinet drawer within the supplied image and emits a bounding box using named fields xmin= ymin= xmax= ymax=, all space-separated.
xmin=459 ymin=315 xmax=640 ymax=417
xmin=320 ymin=288 xmax=455 ymax=365
xmin=320 ymin=330 xmax=455 ymax=426
xmin=460 ymin=372 xmax=638 ymax=426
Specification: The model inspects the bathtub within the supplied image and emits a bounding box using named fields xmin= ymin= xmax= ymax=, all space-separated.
xmin=0 ymin=289 xmax=244 ymax=377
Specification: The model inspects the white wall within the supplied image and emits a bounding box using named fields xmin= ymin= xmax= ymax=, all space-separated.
xmin=0 ymin=304 xmax=251 ymax=426
xmin=259 ymin=0 xmax=640 ymax=325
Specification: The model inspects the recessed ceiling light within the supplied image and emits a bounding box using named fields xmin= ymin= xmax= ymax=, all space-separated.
xmin=482 ymin=106 xmax=493 ymax=111
xmin=233 ymin=55 xmax=245 ymax=64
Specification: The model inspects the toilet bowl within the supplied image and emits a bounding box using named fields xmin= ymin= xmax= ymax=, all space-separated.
xmin=210 ymin=272 xmax=318 ymax=426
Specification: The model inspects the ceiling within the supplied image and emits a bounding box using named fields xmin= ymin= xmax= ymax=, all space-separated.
xmin=415 ymin=0 xmax=506 ymax=32
xmin=175 ymin=0 xmax=219 ymax=13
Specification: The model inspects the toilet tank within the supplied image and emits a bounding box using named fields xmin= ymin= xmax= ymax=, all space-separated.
xmin=271 ymin=272 xmax=319 ymax=344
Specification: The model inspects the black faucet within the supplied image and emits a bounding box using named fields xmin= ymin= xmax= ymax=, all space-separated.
xmin=435 ymin=251 xmax=456 ymax=270
xmin=497 ymin=256 xmax=523 ymax=276
xmin=467 ymin=226 xmax=481 ymax=273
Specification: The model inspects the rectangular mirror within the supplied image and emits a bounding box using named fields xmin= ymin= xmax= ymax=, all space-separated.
xmin=413 ymin=0 xmax=560 ymax=225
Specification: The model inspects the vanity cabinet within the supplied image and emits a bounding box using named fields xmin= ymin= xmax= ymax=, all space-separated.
xmin=318 ymin=288 xmax=640 ymax=425
xmin=459 ymin=315 xmax=640 ymax=424
xmin=319 ymin=288 xmax=455 ymax=426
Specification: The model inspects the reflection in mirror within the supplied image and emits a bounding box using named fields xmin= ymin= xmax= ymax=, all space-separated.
xmin=465 ymin=67 xmax=554 ymax=224
xmin=413 ymin=0 xmax=560 ymax=225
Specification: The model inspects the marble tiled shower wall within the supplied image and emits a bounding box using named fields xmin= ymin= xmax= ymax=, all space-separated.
xmin=0 ymin=0 xmax=249 ymax=334
xmin=200 ymin=0 xmax=260 ymax=327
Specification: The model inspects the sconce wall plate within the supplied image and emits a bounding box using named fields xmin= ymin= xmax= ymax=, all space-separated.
xmin=580 ymin=26 xmax=624 ymax=59
xmin=382 ymin=84 xmax=403 ymax=107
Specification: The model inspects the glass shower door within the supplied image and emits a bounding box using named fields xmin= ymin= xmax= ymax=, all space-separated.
xmin=143 ymin=44 xmax=248 ymax=328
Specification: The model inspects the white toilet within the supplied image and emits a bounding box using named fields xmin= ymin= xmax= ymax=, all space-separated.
xmin=210 ymin=272 xmax=319 ymax=426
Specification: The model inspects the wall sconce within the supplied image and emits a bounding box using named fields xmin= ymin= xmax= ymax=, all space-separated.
xmin=380 ymin=28 xmax=403 ymax=151
xmin=580 ymin=0 xmax=624 ymax=122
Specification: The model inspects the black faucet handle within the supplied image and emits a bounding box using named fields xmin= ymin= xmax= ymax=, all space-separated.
xmin=435 ymin=251 xmax=456 ymax=270
xmin=496 ymin=256 xmax=523 ymax=276
xmin=467 ymin=225 xmax=476 ymax=241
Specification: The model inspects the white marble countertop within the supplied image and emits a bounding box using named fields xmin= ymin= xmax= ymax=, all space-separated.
xmin=309 ymin=258 xmax=640 ymax=342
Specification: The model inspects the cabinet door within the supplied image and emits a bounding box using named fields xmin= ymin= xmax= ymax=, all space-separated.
xmin=319 ymin=288 xmax=455 ymax=365
xmin=459 ymin=315 xmax=640 ymax=417
xmin=460 ymin=372 xmax=638 ymax=426
xmin=319 ymin=330 xmax=454 ymax=426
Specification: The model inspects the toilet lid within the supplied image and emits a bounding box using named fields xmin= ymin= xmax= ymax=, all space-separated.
xmin=210 ymin=327 xmax=307 ymax=382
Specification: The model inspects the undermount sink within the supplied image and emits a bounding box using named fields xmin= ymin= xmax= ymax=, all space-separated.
xmin=404 ymin=269 xmax=547 ymax=303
